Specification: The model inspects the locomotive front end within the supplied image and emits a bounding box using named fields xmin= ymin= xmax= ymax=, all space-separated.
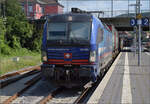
xmin=41 ymin=14 xmax=97 ymax=86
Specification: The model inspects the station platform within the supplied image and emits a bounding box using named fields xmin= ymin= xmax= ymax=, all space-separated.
xmin=87 ymin=49 xmax=150 ymax=104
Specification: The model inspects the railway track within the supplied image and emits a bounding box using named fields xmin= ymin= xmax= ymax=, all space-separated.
xmin=10 ymin=53 xmax=116 ymax=104
xmin=39 ymin=87 xmax=64 ymax=104
xmin=0 ymin=65 xmax=40 ymax=80
xmin=73 ymin=87 xmax=90 ymax=104
xmin=0 ymin=65 xmax=92 ymax=104
xmin=3 ymin=74 xmax=41 ymax=104
xmin=0 ymin=66 xmax=41 ymax=88
xmin=2 ymin=78 xmax=101 ymax=104
xmin=36 ymin=87 xmax=79 ymax=104
xmin=36 ymin=86 xmax=93 ymax=104
xmin=0 ymin=53 xmax=119 ymax=104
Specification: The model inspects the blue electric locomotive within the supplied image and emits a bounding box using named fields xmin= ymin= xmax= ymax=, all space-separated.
xmin=41 ymin=13 xmax=113 ymax=86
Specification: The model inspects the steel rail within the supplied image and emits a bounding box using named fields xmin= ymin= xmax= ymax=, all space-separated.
xmin=0 ymin=65 xmax=40 ymax=80
xmin=0 ymin=69 xmax=41 ymax=89
xmin=24 ymin=71 xmax=41 ymax=85
xmin=73 ymin=87 xmax=90 ymax=104
xmin=3 ymin=74 xmax=41 ymax=104
xmin=39 ymin=87 xmax=64 ymax=104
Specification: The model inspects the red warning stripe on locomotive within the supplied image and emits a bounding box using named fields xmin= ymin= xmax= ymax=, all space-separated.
xmin=44 ymin=59 xmax=90 ymax=65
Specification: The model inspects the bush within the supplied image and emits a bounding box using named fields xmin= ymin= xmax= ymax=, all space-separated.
xmin=0 ymin=18 xmax=11 ymax=55
xmin=1 ymin=0 xmax=42 ymax=56
xmin=5 ymin=0 xmax=33 ymax=49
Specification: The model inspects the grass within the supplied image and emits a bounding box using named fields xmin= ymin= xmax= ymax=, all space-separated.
xmin=0 ymin=49 xmax=41 ymax=76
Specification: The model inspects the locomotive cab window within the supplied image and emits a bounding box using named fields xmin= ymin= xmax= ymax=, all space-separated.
xmin=70 ymin=22 xmax=91 ymax=40
xmin=97 ymin=27 xmax=104 ymax=43
xmin=47 ymin=23 xmax=67 ymax=40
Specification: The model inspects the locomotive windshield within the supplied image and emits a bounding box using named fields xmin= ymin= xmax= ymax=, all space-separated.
xmin=70 ymin=22 xmax=90 ymax=40
xmin=47 ymin=22 xmax=91 ymax=41
xmin=47 ymin=23 xmax=67 ymax=40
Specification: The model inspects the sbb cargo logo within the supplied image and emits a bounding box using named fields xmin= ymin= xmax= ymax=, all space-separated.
xmin=64 ymin=53 xmax=72 ymax=59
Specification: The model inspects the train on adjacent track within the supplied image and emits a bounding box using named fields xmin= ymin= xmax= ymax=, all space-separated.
xmin=41 ymin=11 xmax=123 ymax=87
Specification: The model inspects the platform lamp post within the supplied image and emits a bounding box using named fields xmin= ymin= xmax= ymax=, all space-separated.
xmin=136 ymin=0 xmax=142 ymax=66
xmin=129 ymin=4 xmax=138 ymax=57
xmin=129 ymin=1 xmax=142 ymax=66
xmin=111 ymin=0 xmax=113 ymax=17
xmin=128 ymin=0 xmax=129 ymax=16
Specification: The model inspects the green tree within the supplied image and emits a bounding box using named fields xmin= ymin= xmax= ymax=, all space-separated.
xmin=5 ymin=0 xmax=33 ymax=49
xmin=0 ymin=17 xmax=11 ymax=54
xmin=29 ymin=27 xmax=43 ymax=52
xmin=1 ymin=0 xmax=42 ymax=55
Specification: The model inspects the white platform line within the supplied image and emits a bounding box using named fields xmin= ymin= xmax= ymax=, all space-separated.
xmin=121 ymin=52 xmax=132 ymax=104
xmin=87 ymin=52 xmax=122 ymax=104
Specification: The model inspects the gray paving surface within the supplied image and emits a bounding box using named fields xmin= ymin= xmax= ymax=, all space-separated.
xmin=98 ymin=52 xmax=150 ymax=104
xmin=87 ymin=51 xmax=150 ymax=104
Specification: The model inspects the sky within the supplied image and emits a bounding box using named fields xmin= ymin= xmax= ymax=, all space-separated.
xmin=58 ymin=0 xmax=150 ymax=17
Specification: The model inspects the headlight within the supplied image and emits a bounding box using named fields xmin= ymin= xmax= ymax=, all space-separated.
xmin=90 ymin=51 xmax=96 ymax=62
xmin=41 ymin=51 xmax=47 ymax=62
